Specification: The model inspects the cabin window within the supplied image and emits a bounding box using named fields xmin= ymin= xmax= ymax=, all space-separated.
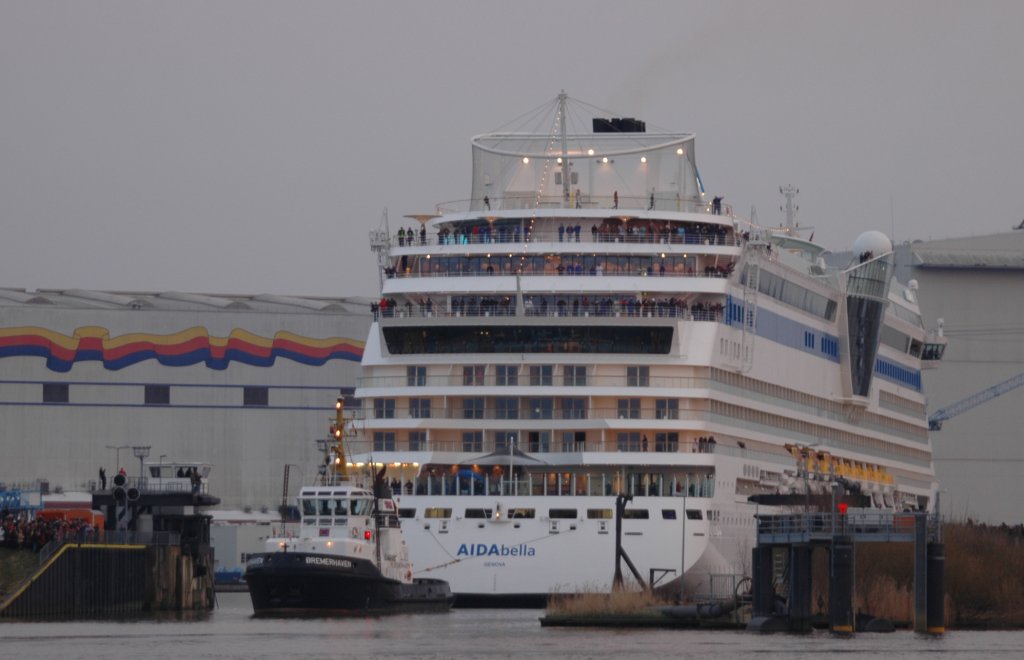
xmin=661 ymin=510 xmax=677 ymax=520
xmin=463 ymin=365 xmax=485 ymax=385
xmin=424 ymin=507 xmax=452 ymax=519
xmin=622 ymin=509 xmax=650 ymax=519
xmin=408 ymin=431 xmax=427 ymax=451
xmin=587 ymin=509 xmax=613 ymax=519
xmin=145 ymin=385 xmax=170 ymax=405
xmin=495 ymin=397 xmax=519 ymax=419
xmin=42 ymin=383 xmax=69 ymax=403
xmin=686 ymin=509 xmax=703 ymax=520
xmin=243 ymin=386 xmax=268 ymax=407
xmin=655 ymin=432 xmax=679 ymax=452
xmin=373 ymin=432 xmax=395 ymax=451
xmin=627 ymin=366 xmax=649 ymax=387
xmin=528 ymin=398 xmax=553 ymax=419
xmin=563 ymin=365 xmax=587 ymax=386
xmin=494 ymin=431 xmax=517 ymax=452
xmin=549 ymin=508 xmax=578 ymax=519
xmin=529 ymin=365 xmax=553 ymax=386
xmin=409 ymin=398 xmax=431 ymax=418
xmin=560 ymin=398 xmax=586 ymax=420
xmin=374 ymin=398 xmax=395 ymax=419
xmin=496 ymin=365 xmax=519 ymax=385
xmin=398 ymin=508 xmax=417 ymax=518
xmin=407 ymin=366 xmax=426 ymax=386
xmin=301 ymin=499 xmax=317 ymax=517
xmin=351 ymin=499 xmax=373 ymax=516
xmin=509 ymin=508 xmax=535 ymax=519
xmin=463 ymin=397 xmax=485 ymax=419
xmin=617 ymin=399 xmax=640 ymax=419
xmin=655 ymin=398 xmax=678 ymax=420
xmin=616 ymin=432 xmax=642 ymax=451
xmin=464 ymin=508 xmax=492 ymax=519
xmin=462 ymin=431 xmax=483 ymax=452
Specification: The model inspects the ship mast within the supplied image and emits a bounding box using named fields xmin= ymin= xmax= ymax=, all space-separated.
xmin=558 ymin=90 xmax=570 ymax=201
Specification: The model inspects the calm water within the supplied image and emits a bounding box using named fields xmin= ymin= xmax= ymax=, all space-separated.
xmin=3 ymin=593 xmax=1024 ymax=659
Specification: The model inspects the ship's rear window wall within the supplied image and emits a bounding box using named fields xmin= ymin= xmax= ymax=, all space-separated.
xmin=383 ymin=326 xmax=673 ymax=354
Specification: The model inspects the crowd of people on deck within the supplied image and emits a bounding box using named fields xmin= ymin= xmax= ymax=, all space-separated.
xmin=391 ymin=219 xmax=735 ymax=248
xmin=0 ymin=511 xmax=97 ymax=551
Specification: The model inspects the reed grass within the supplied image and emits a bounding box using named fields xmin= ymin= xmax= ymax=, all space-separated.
xmin=546 ymin=586 xmax=670 ymax=616
xmin=854 ymin=521 xmax=1024 ymax=627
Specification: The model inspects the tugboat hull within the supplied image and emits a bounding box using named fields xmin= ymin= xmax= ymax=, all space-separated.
xmin=245 ymin=552 xmax=453 ymax=616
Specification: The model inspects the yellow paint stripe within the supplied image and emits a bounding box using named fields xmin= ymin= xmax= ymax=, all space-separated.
xmin=831 ymin=624 xmax=854 ymax=633
xmin=927 ymin=626 xmax=945 ymax=634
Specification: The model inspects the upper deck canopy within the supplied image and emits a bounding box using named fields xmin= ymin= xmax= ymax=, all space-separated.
xmin=467 ymin=93 xmax=703 ymax=213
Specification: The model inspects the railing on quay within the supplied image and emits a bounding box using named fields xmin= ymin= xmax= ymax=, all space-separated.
xmin=38 ymin=530 xmax=182 ymax=565
xmin=755 ymin=511 xmax=941 ymax=545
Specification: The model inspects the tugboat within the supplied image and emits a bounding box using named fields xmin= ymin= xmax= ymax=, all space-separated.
xmin=245 ymin=401 xmax=453 ymax=616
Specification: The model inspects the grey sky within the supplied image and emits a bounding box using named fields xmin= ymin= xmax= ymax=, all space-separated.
xmin=2 ymin=1 xmax=1022 ymax=298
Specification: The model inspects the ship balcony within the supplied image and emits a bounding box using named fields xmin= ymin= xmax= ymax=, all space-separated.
xmin=358 ymin=406 xmax=708 ymax=425
xmin=359 ymin=373 xmax=712 ymax=389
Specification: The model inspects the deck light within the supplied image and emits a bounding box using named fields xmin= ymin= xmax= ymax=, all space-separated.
xmin=587 ymin=149 xmax=594 ymax=156
xmin=640 ymin=156 xmax=647 ymax=163
xmin=522 ymin=157 xmax=529 ymax=164
xmin=677 ymin=148 xmax=684 ymax=155
xmin=602 ymin=157 xmax=609 ymax=164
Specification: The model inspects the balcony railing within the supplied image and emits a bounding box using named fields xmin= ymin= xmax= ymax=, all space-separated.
xmin=361 ymin=373 xmax=709 ymax=389
xmin=363 ymin=406 xmax=705 ymax=423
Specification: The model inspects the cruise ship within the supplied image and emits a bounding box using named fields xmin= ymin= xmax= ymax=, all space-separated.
xmin=343 ymin=92 xmax=946 ymax=605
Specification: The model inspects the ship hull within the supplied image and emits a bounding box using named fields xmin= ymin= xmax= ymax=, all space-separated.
xmin=245 ymin=551 xmax=453 ymax=616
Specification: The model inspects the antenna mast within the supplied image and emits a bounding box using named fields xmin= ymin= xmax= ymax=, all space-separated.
xmin=779 ymin=184 xmax=800 ymax=229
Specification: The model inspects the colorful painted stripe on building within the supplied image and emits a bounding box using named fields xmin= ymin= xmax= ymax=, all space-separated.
xmin=0 ymin=326 xmax=364 ymax=372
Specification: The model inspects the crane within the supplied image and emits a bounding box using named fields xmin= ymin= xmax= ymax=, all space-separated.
xmin=928 ymin=371 xmax=1024 ymax=430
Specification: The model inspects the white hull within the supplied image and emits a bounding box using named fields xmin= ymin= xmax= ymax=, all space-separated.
xmin=348 ymin=93 xmax=944 ymax=603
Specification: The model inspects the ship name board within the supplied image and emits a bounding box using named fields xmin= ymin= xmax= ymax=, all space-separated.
xmin=456 ymin=543 xmax=536 ymax=557
xmin=305 ymin=556 xmax=353 ymax=568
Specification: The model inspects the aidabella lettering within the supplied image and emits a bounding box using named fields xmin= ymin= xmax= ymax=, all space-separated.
xmin=456 ymin=543 xmax=536 ymax=557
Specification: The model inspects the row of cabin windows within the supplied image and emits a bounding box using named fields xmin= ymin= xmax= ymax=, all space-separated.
xmin=372 ymin=431 xmax=680 ymax=453
xmin=373 ymin=397 xmax=679 ymax=420
xmin=402 ymin=507 xmax=704 ymax=520
xmin=40 ymin=383 xmax=272 ymax=406
xmin=407 ymin=365 xmax=649 ymax=387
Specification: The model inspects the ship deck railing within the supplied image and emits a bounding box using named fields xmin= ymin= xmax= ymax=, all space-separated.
xmin=315 ymin=472 xmax=716 ymax=501
xmin=361 ymin=406 xmax=718 ymax=423
xmin=390 ymin=230 xmax=740 ymax=249
xmin=432 ymin=194 xmax=732 ymax=216
xmin=383 ymin=267 xmax=735 ymax=280
xmin=373 ymin=306 xmax=725 ymax=322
